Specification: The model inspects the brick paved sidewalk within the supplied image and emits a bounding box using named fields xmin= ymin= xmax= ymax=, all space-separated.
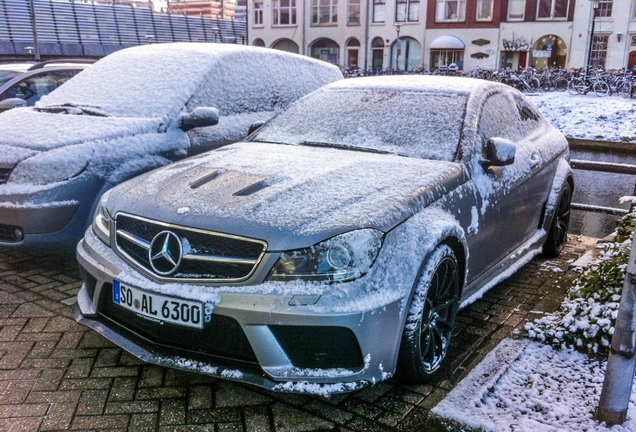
xmin=0 ymin=235 xmax=596 ymax=432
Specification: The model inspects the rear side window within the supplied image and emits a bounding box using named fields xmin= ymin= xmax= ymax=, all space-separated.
xmin=478 ymin=92 xmax=522 ymax=144
xmin=513 ymin=95 xmax=542 ymax=137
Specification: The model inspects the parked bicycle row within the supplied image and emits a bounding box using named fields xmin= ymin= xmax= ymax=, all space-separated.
xmin=339 ymin=65 xmax=636 ymax=98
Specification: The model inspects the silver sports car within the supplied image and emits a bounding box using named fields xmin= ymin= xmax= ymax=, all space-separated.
xmin=75 ymin=76 xmax=572 ymax=395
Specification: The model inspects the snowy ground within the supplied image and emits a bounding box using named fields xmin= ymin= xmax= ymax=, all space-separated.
xmin=431 ymin=93 xmax=636 ymax=431
xmin=432 ymin=338 xmax=636 ymax=431
xmin=528 ymin=92 xmax=636 ymax=143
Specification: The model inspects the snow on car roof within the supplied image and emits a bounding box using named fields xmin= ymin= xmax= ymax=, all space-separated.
xmin=325 ymin=74 xmax=497 ymax=94
xmin=36 ymin=43 xmax=341 ymax=120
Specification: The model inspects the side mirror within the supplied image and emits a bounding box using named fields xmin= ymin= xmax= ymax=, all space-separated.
xmin=179 ymin=107 xmax=219 ymax=131
xmin=248 ymin=121 xmax=266 ymax=136
xmin=482 ymin=137 xmax=516 ymax=167
xmin=0 ymin=98 xmax=27 ymax=112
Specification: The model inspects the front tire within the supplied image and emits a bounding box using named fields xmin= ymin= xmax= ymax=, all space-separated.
xmin=543 ymin=181 xmax=572 ymax=258
xmin=397 ymin=244 xmax=461 ymax=383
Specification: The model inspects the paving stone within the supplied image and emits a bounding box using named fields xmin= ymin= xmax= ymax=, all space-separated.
xmin=159 ymin=398 xmax=186 ymax=425
xmin=129 ymin=412 xmax=159 ymax=432
xmin=108 ymin=377 xmax=138 ymax=402
xmin=70 ymin=414 xmax=130 ymax=430
xmin=76 ymin=389 xmax=109 ymax=415
xmin=244 ymin=405 xmax=273 ymax=432
xmin=271 ymin=403 xmax=335 ymax=432
xmin=40 ymin=402 xmax=77 ymax=431
xmin=215 ymin=382 xmax=272 ymax=408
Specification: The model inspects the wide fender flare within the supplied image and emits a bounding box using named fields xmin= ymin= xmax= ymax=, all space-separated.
xmin=542 ymin=158 xmax=573 ymax=232
xmin=382 ymin=206 xmax=468 ymax=325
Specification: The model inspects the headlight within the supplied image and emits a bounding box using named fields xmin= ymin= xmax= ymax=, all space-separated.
xmin=10 ymin=146 xmax=92 ymax=185
xmin=268 ymin=229 xmax=383 ymax=282
xmin=92 ymin=189 xmax=112 ymax=245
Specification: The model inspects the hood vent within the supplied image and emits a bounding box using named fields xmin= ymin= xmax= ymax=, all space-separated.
xmin=0 ymin=167 xmax=13 ymax=185
xmin=233 ymin=177 xmax=285 ymax=197
xmin=189 ymin=169 xmax=226 ymax=189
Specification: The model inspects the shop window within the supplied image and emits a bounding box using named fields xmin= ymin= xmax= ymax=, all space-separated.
xmin=430 ymin=50 xmax=464 ymax=70
xmin=591 ymin=35 xmax=608 ymax=69
xmin=436 ymin=0 xmax=466 ymax=22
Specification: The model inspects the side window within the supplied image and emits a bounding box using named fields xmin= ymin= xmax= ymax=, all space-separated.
xmin=2 ymin=70 xmax=77 ymax=105
xmin=513 ymin=96 xmax=541 ymax=137
xmin=478 ymin=93 xmax=522 ymax=146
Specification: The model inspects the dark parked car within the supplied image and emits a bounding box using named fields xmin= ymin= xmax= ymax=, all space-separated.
xmin=0 ymin=43 xmax=342 ymax=250
xmin=75 ymin=76 xmax=573 ymax=395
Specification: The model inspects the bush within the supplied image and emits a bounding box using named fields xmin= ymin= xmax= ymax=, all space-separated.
xmin=524 ymin=211 xmax=636 ymax=355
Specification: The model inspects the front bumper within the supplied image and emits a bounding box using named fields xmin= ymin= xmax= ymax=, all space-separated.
xmin=75 ymin=230 xmax=407 ymax=395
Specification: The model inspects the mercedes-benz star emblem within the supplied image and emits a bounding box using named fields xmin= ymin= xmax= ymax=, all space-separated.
xmin=149 ymin=231 xmax=183 ymax=275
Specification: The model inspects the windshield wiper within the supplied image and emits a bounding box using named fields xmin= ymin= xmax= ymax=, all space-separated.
xmin=299 ymin=140 xmax=392 ymax=155
xmin=35 ymin=103 xmax=110 ymax=117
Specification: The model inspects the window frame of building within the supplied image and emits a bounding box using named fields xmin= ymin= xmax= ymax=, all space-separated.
xmin=348 ymin=0 xmax=361 ymax=24
xmin=476 ymin=0 xmax=493 ymax=21
xmin=312 ymin=0 xmax=338 ymax=25
xmin=273 ymin=0 xmax=297 ymax=25
xmin=507 ymin=0 xmax=525 ymax=20
xmin=396 ymin=0 xmax=419 ymax=22
xmin=253 ymin=0 xmax=264 ymax=25
xmin=536 ymin=0 xmax=569 ymax=20
xmin=597 ymin=0 xmax=612 ymax=18
xmin=591 ymin=34 xmax=608 ymax=69
xmin=430 ymin=49 xmax=464 ymax=69
xmin=373 ymin=0 xmax=385 ymax=22
xmin=435 ymin=0 xmax=466 ymax=22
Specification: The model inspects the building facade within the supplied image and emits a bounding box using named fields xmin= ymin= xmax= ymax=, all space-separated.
xmin=249 ymin=0 xmax=636 ymax=71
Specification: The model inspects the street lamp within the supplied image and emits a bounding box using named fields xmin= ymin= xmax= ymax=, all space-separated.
xmin=586 ymin=0 xmax=600 ymax=75
xmin=395 ymin=23 xmax=402 ymax=72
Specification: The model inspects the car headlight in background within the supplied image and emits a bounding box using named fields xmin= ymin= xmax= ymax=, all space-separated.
xmin=268 ymin=229 xmax=383 ymax=282
xmin=10 ymin=146 xmax=92 ymax=185
xmin=92 ymin=189 xmax=112 ymax=245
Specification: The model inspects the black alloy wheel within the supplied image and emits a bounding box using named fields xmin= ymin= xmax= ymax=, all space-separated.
xmin=397 ymin=245 xmax=460 ymax=382
xmin=543 ymin=182 xmax=572 ymax=258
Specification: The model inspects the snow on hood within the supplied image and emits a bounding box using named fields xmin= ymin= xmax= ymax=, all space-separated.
xmin=0 ymin=108 xmax=161 ymax=165
xmin=109 ymin=142 xmax=464 ymax=250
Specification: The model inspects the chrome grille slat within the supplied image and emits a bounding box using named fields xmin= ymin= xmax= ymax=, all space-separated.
xmin=114 ymin=213 xmax=266 ymax=283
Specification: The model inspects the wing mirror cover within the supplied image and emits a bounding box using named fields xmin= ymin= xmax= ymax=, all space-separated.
xmin=0 ymin=98 xmax=27 ymax=112
xmin=482 ymin=137 xmax=516 ymax=167
xmin=179 ymin=107 xmax=219 ymax=131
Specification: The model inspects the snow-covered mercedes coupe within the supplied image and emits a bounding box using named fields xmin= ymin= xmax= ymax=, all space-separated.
xmin=75 ymin=76 xmax=573 ymax=395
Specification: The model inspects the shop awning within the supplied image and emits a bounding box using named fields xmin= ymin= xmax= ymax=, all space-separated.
xmin=430 ymin=36 xmax=465 ymax=50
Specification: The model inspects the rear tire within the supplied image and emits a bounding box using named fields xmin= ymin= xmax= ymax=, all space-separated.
xmin=593 ymin=81 xmax=610 ymax=97
xmin=397 ymin=245 xmax=461 ymax=383
xmin=543 ymin=181 xmax=572 ymax=258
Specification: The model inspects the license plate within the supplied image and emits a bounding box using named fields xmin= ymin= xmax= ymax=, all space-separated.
xmin=113 ymin=280 xmax=204 ymax=329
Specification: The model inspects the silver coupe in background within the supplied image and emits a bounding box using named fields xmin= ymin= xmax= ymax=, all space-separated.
xmin=75 ymin=75 xmax=572 ymax=395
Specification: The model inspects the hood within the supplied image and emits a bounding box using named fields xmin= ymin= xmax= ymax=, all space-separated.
xmin=0 ymin=108 xmax=162 ymax=166
xmin=109 ymin=142 xmax=464 ymax=250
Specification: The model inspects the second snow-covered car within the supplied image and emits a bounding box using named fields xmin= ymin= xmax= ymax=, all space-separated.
xmin=75 ymin=76 xmax=573 ymax=394
xmin=0 ymin=43 xmax=342 ymax=250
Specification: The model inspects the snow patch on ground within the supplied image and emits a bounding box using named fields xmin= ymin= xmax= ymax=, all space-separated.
xmin=529 ymin=92 xmax=636 ymax=143
xmin=432 ymin=338 xmax=636 ymax=432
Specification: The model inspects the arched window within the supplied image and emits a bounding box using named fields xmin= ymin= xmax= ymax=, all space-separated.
xmin=272 ymin=39 xmax=300 ymax=54
xmin=371 ymin=37 xmax=385 ymax=71
xmin=253 ymin=38 xmax=266 ymax=47
xmin=310 ymin=39 xmax=340 ymax=64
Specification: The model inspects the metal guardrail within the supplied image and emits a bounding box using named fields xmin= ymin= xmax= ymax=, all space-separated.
xmin=0 ymin=0 xmax=246 ymax=58
xmin=570 ymin=159 xmax=636 ymax=216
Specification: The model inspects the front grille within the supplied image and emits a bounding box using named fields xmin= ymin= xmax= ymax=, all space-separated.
xmin=115 ymin=213 xmax=266 ymax=282
xmin=0 ymin=167 xmax=13 ymax=184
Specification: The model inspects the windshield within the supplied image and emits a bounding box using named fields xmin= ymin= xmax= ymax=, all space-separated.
xmin=35 ymin=46 xmax=218 ymax=118
xmin=253 ymin=88 xmax=467 ymax=161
